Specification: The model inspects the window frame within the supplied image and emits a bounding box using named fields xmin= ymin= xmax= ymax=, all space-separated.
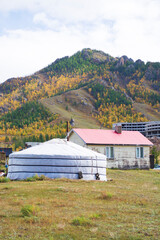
xmin=106 ymin=146 xmax=114 ymax=159
xmin=136 ymin=147 xmax=144 ymax=158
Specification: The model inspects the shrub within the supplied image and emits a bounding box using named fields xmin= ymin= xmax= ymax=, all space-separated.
xmin=0 ymin=177 xmax=10 ymax=183
xmin=71 ymin=216 xmax=92 ymax=226
xmin=25 ymin=176 xmax=36 ymax=182
xmin=25 ymin=174 xmax=46 ymax=182
xmin=89 ymin=213 xmax=103 ymax=219
xmin=100 ymin=191 xmax=113 ymax=200
xmin=151 ymin=145 xmax=160 ymax=165
xmin=21 ymin=205 xmax=39 ymax=217
xmin=38 ymin=174 xmax=46 ymax=181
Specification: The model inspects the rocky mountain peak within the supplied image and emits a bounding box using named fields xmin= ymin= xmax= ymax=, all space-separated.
xmin=81 ymin=48 xmax=114 ymax=64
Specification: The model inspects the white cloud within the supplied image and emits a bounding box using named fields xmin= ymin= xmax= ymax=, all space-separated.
xmin=33 ymin=13 xmax=64 ymax=31
xmin=1 ymin=0 xmax=158 ymax=22
xmin=0 ymin=28 xmax=85 ymax=83
xmin=0 ymin=0 xmax=160 ymax=83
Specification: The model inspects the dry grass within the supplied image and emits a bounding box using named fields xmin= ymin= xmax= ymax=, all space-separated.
xmin=40 ymin=88 xmax=101 ymax=129
xmin=0 ymin=170 xmax=160 ymax=240
xmin=133 ymin=102 xmax=160 ymax=121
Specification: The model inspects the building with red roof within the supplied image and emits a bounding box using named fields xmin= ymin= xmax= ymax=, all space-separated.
xmin=69 ymin=127 xmax=153 ymax=169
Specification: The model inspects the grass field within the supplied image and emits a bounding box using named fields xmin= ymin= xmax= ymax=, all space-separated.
xmin=0 ymin=170 xmax=159 ymax=240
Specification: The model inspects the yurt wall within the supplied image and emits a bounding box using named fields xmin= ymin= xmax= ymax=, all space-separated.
xmin=7 ymin=139 xmax=107 ymax=181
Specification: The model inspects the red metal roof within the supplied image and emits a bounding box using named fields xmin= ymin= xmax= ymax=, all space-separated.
xmin=72 ymin=128 xmax=153 ymax=146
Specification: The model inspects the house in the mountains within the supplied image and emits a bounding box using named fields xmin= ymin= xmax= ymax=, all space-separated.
xmin=0 ymin=148 xmax=12 ymax=157
xmin=68 ymin=127 xmax=153 ymax=169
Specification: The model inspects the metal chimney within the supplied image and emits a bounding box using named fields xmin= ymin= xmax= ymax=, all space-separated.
xmin=67 ymin=121 xmax=69 ymax=141
xmin=115 ymin=125 xmax=122 ymax=134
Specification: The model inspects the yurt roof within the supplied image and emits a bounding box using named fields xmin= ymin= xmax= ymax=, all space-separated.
xmin=10 ymin=139 xmax=106 ymax=160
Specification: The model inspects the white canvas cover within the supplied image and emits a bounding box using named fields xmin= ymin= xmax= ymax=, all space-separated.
xmin=7 ymin=139 xmax=107 ymax=181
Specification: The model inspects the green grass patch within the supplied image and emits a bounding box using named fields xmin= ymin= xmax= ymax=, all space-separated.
xmin=89 ymin=213 xmax=104 ymax=219
xmin=21 ymin=205 xmax=39 ymax=217
xmin=0 ymin=177 xmax=10 ymax=183
xmin=25 ymin=174 xmax=46 ymax=182
xmin=71 ymin=216 xmax=92 ymax=226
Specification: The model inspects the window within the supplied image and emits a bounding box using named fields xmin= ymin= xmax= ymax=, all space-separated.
xmin=136 ymin=147 xmax=144 ymax=158
xmin=106 ymin=146 xmax=114 ymax=159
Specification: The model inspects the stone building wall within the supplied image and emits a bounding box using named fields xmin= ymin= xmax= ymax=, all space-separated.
xmin=69 ymin=132 xmax=150 ymax=169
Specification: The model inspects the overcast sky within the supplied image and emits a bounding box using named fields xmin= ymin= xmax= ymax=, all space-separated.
xmin=0 ymin=0 xmax=160 ymax=84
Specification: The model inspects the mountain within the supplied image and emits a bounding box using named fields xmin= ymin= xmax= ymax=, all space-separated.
xmin=0 ymin=48 xmax=160 ymax=150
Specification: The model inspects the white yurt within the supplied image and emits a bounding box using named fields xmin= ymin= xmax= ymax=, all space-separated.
xmin=7 ymin=139 xmax=107 ymax=181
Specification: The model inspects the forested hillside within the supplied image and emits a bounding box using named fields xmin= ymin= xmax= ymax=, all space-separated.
xmin=0 ymin=48 xmax=160 ymax=150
